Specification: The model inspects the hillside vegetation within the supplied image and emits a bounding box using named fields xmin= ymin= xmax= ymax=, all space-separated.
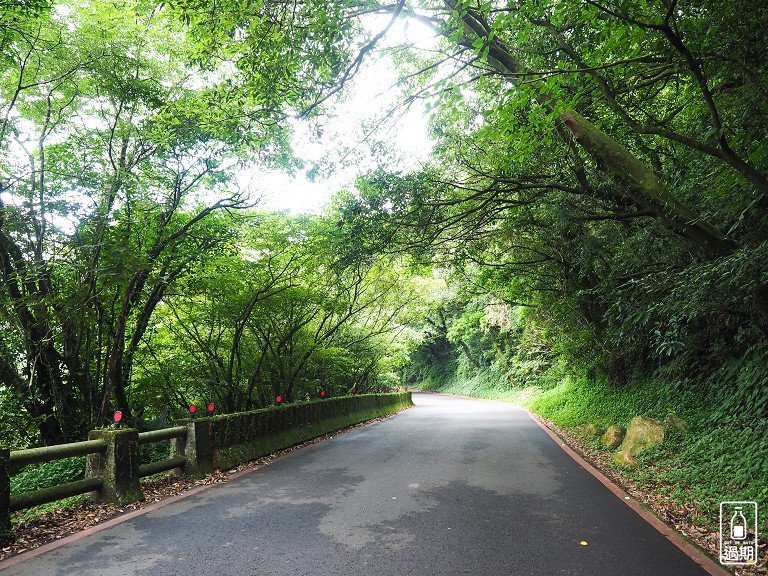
xmin=2 ymin=0 xmax=766 ymax=552
xmin=409 ymin=299 xmax=767 ymax=532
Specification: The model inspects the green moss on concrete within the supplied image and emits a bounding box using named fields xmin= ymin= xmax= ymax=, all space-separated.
xmin=86 ymin=429 xmax=144 ymax=505
xmin=0 ymin=448 xmax=11 ymax=545
xmin=212 ymin=393 xmax=411 ymax=470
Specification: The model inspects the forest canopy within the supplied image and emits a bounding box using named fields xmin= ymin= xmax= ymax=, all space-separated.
xmin=1 ymin=0 xmax=766 ymax=453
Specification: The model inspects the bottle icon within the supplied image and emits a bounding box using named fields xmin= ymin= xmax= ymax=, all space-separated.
xmin=730 ymin=506 xmax=747 ymax=540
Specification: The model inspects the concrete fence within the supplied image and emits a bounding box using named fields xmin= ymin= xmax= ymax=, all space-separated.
xmin=0 ymin=392 xmax=412 ymax=543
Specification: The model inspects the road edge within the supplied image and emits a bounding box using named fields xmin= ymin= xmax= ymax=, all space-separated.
xmin=523 ymin=406 xmax=731 ymax=576
xmin=0 ymin=408 xmax=412 ymax=572
xmin=421 ymin=391 xmax=732 ymax=575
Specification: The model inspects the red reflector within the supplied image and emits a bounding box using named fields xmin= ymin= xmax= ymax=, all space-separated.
xmin=114 ymin=411 xmax=123 ymax=422
xmin=207 ymin=403 xmax=215 ymax=413
xmin=320 ymin=391 xmax=326 ymax=398
xmin=189 ymin=404 xmax=197 ymax=413
xmin=276 ymin=396 xmax=282 ymax=403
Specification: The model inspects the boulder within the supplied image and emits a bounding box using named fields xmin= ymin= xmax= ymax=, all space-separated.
xmin=585 ymin=424 xmax=603 ymax=437
xmin=612 ymin=450 xmax=638 ymax=468
xmin=600 ymin=425 xmax=625 ymax=449
xmin=663 ymin=414 xmax=689 ymax=433
xmin=620 ymin=416 xmax=665 ymax=455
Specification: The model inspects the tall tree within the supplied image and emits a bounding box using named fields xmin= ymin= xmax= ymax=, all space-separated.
xmin=334 ymin=0 xmax=768 ymax=387
xmin=391 ymin=0 xmax=767 ymax=255
xmin=0 ymin=0 xmax=279 ymax=443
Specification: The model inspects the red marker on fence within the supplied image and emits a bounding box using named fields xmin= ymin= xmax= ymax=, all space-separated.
xmin=189 ymin=404 xmax=197 ymax=418
xmin=207 ymin=403 xmax=215 ymax=414
xmin=320 ymin=390 xmax=326 ymax=398
xmin=276 ymin=395 xmax=282 ymax=404
xmin=113 ymin=410 xmax=123 ymax=429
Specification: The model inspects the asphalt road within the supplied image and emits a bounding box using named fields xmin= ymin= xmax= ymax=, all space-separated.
xmin=1 ymin=393 xmax=715 ymax=575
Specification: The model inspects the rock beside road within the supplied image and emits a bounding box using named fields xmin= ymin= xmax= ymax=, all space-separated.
xmin=600 ymin=425 xmax=626 ymax=449
xmin=585 ymin=424 xmax=603 ymax=437
xmin=620 ymin=416 xmax=666 ymax=456
xmin=612 ymin=450 xmax=638 ymax=468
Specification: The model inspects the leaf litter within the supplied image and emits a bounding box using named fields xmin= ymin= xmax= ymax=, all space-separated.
xmin=0 ymin=409 xmax=407 ymax=563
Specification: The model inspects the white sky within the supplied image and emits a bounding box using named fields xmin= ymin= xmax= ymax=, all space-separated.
xmin=247 ymin=17 xmax=437 ymax=214
xmin=2 ymin=12 xmax=437 ymax=219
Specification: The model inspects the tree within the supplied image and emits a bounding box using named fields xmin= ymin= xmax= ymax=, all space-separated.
xmin=0 ymin=0 xmax=278 ymax=443
xmin=140 ymin=211 xmax=419 ymax=412
xmin=0 ymin=0 xmax=431 ymax=444
xmin=402 ymin=1 xmax=766 ymax=256
xmin=334 ymin=0 xmax=768 ymax=388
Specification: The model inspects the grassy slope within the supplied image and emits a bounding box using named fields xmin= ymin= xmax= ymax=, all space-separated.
xmin=422 ymin=365 xmax=768 ymax=563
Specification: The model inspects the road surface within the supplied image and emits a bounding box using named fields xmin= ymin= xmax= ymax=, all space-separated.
xmin=1 ymin=393 xmax=717 ymax=575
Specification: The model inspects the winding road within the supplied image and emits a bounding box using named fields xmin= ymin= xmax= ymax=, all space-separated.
xmin=1 ymin=393 xmax=722 ymax=575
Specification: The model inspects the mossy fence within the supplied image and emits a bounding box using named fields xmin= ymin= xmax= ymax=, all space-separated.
xmin=0 ymin=392 xmax=412 ymax=543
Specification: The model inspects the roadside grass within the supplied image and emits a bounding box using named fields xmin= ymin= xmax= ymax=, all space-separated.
xmin=427 ymin=365 xmax=768 ymax=571
xmin=419 ymin=365 xmax=522 ymax=403
xmin=520 ymin=374 xmax=768 ymax=524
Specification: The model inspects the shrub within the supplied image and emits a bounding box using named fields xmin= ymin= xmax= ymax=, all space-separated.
xmin=11 ymin=457 xmax=85 ymax=495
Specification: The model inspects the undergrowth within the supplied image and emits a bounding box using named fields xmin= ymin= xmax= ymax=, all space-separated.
xmin=423 ymin=349 xmax=768 ymax=535
xmin=8 ymin=440 xmax=172 ymax=521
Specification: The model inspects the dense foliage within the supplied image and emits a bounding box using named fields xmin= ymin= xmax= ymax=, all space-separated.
xmin=336 ymin=0 xmax=768 ymax=402
xmin=333 ymin=0 xmax=768 ymax=515
xmin=0 ymin=0 xmax=420 ymax=446
xmin=1 ymin=0 xmax=766 ymax=531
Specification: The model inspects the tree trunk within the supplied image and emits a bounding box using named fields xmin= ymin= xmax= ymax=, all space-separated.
xmin=458 ymin=340 xmax=481 ymax=370
xmin=559 ymin=111 xmax=737 ymax=258
xmin=451 ymin=3 xmax=738 ymax=259
xmin=104 ymin=311 xmax=131 ymax=424
xmin=30 ymin=345 xmax=68 ymax=445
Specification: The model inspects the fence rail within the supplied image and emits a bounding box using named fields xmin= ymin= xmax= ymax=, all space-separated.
xmin=136 ymin=426 xmax=188 ymax=479
xmin=138 ymin=426 xmax=186 ymax=445
xmin=9 ymin=440 xmax=107 ymax=468
xmin=9 ymin=478 xmax=104 ymax=512
xmin=0 ymin=392 xmax=412 ymax=545
xmin=138 ymin=456 xmax=187 ymax=478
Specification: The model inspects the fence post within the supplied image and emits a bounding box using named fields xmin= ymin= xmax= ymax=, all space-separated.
xmin=86 ymin=429 xmax=143 ymax=504
xmin=0 ymin=448 xmax=12 ymax=545
xmin=171 ymin=420 xmax=214 ymax=477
